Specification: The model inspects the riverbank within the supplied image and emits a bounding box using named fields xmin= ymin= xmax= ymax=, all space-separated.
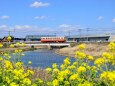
xmin=0 ymin=45 xmax=47 ymax=52
xmin=56 ymin=43 xmax=108 ymax=58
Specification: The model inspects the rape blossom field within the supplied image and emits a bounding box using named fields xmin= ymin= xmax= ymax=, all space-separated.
xmin=0 ymin=36 xmax=115 ymax=86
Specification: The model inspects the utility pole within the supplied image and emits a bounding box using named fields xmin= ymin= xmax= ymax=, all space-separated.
xmin=13 ymin=29 xmax=16 ymax=43
xmin=7 ymin=29 xmax=16 ymax=43
xmin=68 ymin=31 xmax=70 ymax=37
xmin=54 ymin=33 xmax=57 ymax=37
xmin=86 ymin=28 xmax=89 ymax=42
xmin=8 ymin=29 xmax=15 ymax=36
xmin=8 ymin=30 xmax=11 ymax=36
xmin=78 ymin=29 xmax=82 ymax=42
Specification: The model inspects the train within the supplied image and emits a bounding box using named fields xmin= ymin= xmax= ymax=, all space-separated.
xmin=40 ymin=37 xmax=66 ymax=43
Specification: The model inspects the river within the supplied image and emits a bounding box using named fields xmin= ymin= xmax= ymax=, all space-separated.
xmin=21 ymin=49 xmax=75 ymax=69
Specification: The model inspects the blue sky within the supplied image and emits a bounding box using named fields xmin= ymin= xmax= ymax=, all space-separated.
xmin=0 ymin=0 xmax=115 ymax=37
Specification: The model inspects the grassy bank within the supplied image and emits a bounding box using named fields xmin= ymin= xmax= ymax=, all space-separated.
xmin=0 ymin=45 xmax=47 ymax=52
xmin=56 ymin=43 xmax=108 ymax=58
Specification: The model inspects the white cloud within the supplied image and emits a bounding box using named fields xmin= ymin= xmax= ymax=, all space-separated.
xmin=59 ymin=24 xmax=82 ymax=32
xmin=30 ymin=1 xmax=50 ymax=8
xmin=1 ymin=16 xmax=9 ymax=19
xmin=97 ymin=16 xmax=103 ymax=20
xmin=0 ymin=25 xmax=8 ymax=29
xmin=112 ymin=18 xmax=115 ymax=22
xmin=34 ymin=16 xmax=47 ymax=19
xmin=14 ymin=25 xmax=32 ymax=30
xmin=59 ymin=24 xmax=71 ymax=28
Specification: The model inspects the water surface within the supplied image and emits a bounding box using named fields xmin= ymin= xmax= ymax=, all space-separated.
xmin=21 ymin=49 xmax=75 ymax=68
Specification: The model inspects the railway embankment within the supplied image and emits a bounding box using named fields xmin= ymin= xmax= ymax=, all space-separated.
xmin=55 ymin=43 xmax=108 ymax=58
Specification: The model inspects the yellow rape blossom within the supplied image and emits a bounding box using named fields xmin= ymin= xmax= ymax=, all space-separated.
xmin=0 ymin=57 xmax=3 ymax=61
xmin=22 ymin=42 xmax=25 ymax=46
xmin=58 ymin=77 xmax=64 ymax=82
xmin=19 ymin=49 xmax=22 ymax=52
xmin=94 ymin=58 xmax=104 ymax=66
xmin=21 ymin=53 xmax=25 ymax=56
xmin=78 ymin=44 xmax=86 ymax=50
xmin=10 ymin=82 xmax=19 ymax=86
xmin=15 ymin=62 xmax=23 ymax=68
xmin=10 ymin=44 xmax=14 ymax=48
xmin=73 ymin=62 xmax=78 ymax=66
xmin=58 ymin=70 xmax=70 ymax=78
xmin=108 ymin=42 xmax=115 ymax=51
xmin=26 ymin=70 xmax=34 ymax=76
xmin=52 ymin=79 xmax=59 ymax=86
xmin=100 ymin=71 xmax=115 ymax=81
xmin=4 ymin=60 xmax=13 ymax=69
xmin=13 ymin=69 xmax=24 ymax=79
xmin=69 ymin=74 xmax=78 ymax=81
xmin=15 ymin=49 xmax=18 ymax=53
xmin=0 ymin=43 xmax=3 ymax=48
xmin=23 ymin=78 xmax=31 ymax=85
xmin=76 ymin=51 xmax=86 ymax=59
xmin=78 ymin=81 xmax=93 ymax=86
xmin=4 ymin=76 xmax=11 ymax=84
xmin=53 ymin=69 xmax=59 ymax=74
xmin=77 ymin=66 xmax=86 ymax=73
xmin=16 ymin=42 xmax=20 ymax=46
xmin=64 ymin=57 xmax=70 ymax=65
xmin=28 ymin=70 xmax=34 ymax=75
xmin=67 ymin=65 xmax=76 ymax=69
xmin=28 ymin=61 xmax=32 ymax=65
xmin=7 ymin=36 xmax=12 ymax=41
xmin=102 ymin=52 xmax=111 ymax=59
xmin=64 ymin=69 xmax=70 ymax=75
xmin=87 ymin=55 xmax=94 ymax=60
xmin=46 ymin=68 xmax=52 ymax=72
xmin=52 ymin=63 xmax=57 ymax=69
xmin=60 ymin=64 xmax=65 ymax=70
xmin=64 ymin=81 xmax=70 ymax=85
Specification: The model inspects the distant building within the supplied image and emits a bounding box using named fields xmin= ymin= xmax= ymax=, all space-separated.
xmin=66 ymin=34 xmax=115 ymax=42
xmin=14 ymin=38 xmax=26 ymax=42
xmin=25 ymin=35 xmax=56 ymax=41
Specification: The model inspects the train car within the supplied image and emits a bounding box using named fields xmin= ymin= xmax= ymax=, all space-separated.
xmin=40 ymin=37 xmax=66 ymax=43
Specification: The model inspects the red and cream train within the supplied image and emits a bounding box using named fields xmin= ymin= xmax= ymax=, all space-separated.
xmin=40 ymin=37 xmax=66 ymax=43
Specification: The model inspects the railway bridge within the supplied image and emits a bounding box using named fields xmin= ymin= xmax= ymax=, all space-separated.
xmin=20 ymin=43 xmax=71 ymax=49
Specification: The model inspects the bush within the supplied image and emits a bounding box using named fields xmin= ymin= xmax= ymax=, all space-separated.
xmin=46 ymin=43 xmax=115 ymax=86
xmin=3 ymin=43 xmax=8 ymax=48
xmin=70 ymin=42 xmax=77 ymax=47
xmin=31 ymin=45 xmax=35 ymax=49
xmin=0 ymin=36 xmax=43 ymax=86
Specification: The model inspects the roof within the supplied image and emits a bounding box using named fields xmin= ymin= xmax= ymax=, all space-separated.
xmin=66 ymin=34 xmax=111 ymax=38
xmin=26 ymin=35 xmax=56 ymax=39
